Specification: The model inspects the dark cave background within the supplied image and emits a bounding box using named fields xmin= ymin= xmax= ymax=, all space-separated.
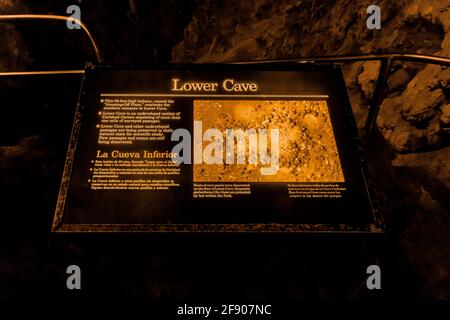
xmin=0 ymin=0 xmax=449 ymax=300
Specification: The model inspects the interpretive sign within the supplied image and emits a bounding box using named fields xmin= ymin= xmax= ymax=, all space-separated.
xmin=52 ymin=64 xmax=383 ymax=232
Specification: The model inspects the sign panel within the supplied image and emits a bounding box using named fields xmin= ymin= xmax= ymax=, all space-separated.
xmin=52 ymin=64 xmax=382 ymax=232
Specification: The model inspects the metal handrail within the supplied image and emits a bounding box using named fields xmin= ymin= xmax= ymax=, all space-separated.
xmin=0 ymin=14 xmax=103 ymax=63
xmin=233 ymin=53 xmax=450 ymax=66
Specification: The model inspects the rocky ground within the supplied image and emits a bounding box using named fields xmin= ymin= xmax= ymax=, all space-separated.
xmin=0 ymin=0 xmax=449 ymax=299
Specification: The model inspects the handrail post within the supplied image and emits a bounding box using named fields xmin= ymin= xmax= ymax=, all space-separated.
xmin=364 ymin=57 xmax=392 ymax=137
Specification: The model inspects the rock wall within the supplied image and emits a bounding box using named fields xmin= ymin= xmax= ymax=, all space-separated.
xmin=0 ymin=0 xmax=30 ymax=71
xmin=172 ymin=0 xmax=448 ymax=143
xmin=0 ymin=0 xmax=197 ymax=65
xmin=172 ymin=1 xmax=448 ymax=136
